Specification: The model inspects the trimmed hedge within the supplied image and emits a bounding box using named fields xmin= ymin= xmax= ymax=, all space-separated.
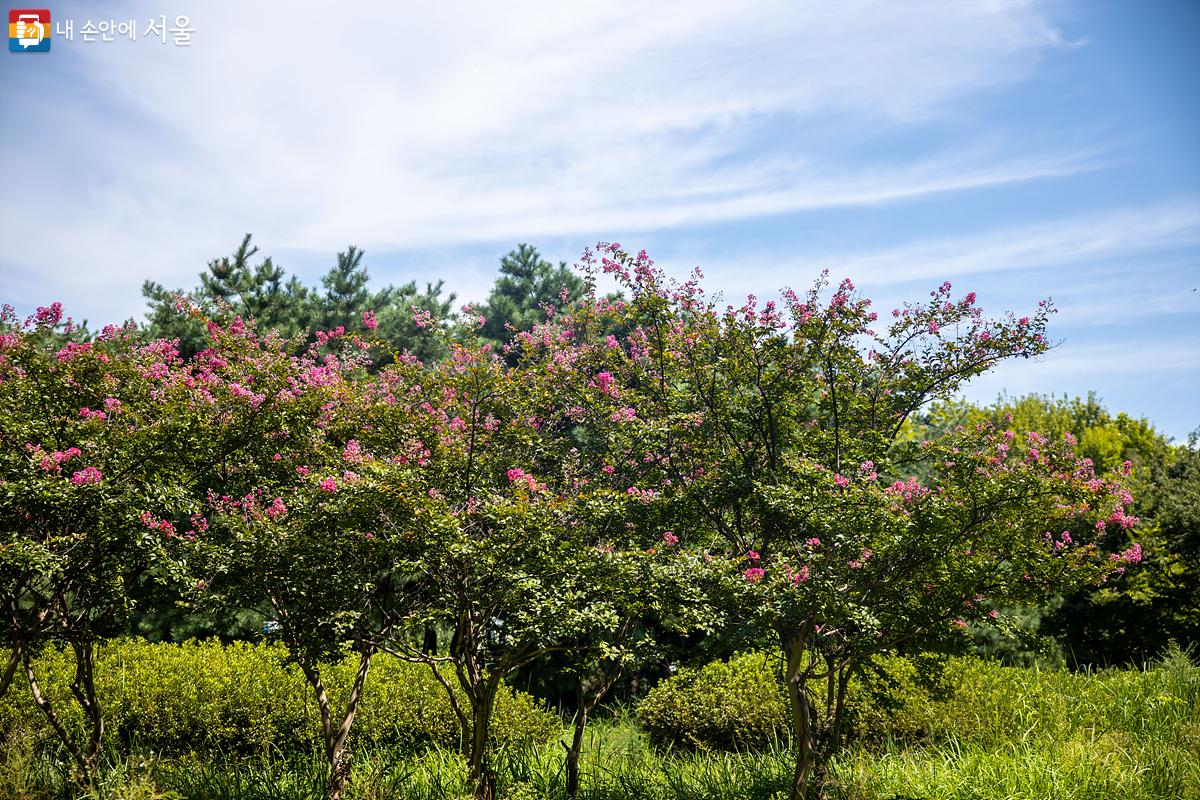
xmin=0 ymin=639 xmax=557 ymax=755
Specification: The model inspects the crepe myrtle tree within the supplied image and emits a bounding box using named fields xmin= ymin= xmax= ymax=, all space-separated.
xmin=163 ymin=310 xmax=441 ymax=800
xmin=361 ymin=310 xmax=703 ymax=800
xmin=561 ymin=244 xmax=1141 ymax=799
xmin=0 ymin=303 xmax=202 ymax=789
xmin=552 ymin=547 xmax=723 ymax=797
xmin=505 ymin=309 xmax=729 ymax=797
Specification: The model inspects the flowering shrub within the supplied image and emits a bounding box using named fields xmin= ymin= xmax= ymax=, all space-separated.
xmin=534 ymin=243 xmax=1141 ymax=798
xmin=0 ymin=305 xmax=201 ymax=788
xmin=2 ymin=250 xmax=1145 ymax=800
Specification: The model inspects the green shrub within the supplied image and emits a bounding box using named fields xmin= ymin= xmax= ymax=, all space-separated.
xmin=635 ymin=652 xmax=789 ymax=750
xmin=635 ymin=648 xmax=1200 ymax=756
xmin=0 ymin=639 xmax=557 ymax=756
xmin=633 ymin=650 xmax=925 ymax=750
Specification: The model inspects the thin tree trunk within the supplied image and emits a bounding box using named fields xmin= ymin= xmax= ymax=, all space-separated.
xmin=422 ymin=626 xmax=439 ymax=655
xmin=0 ymin=645 xmax=20 ymax=701
xmin=23 ymin=649 xmax=95 ymax=790
xmin=564 ymin=703 xmax=588 ymax=798
xmin=831 ymin=665 xmax=851 ymax=752
xmin=69 ymin=641 xmax=104 ymax=784
xmin=563 ymin=661 xmax=623 ymax=799
xmin=782 ymin=631 xmax=814 ymax=800
xmin=298 ymin=647 xmax=375 ymax=800
xmin=466 ymin=679 xmax=499 ymax=800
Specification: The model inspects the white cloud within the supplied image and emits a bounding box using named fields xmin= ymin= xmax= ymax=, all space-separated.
xmin=952 ymin=335 xmax=1200 ymax=441
xmin=688 ymin=201 xmax=1200 ymax=296
xmin=1 ymin=0 xmax=1089 ymax=322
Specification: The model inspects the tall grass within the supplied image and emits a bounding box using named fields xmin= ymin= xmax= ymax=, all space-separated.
xmin=2 ymin=649 xmax=1196 ymax=800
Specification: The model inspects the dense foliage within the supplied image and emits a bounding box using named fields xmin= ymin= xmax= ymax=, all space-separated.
xmin=636 ymin=647 xmax=1200 ymax=759
xmin=0 ymin=640 xmax=556 ymax=756
xmin=922 ymin=394 xmax=1197 ymax=667
xmin=2 ymin=241 xmax=1185 ymax=800
xmin=2 ymin=647 xmax=1195 ymax=800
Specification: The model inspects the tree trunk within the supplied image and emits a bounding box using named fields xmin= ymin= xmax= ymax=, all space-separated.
xmin=831 ymin=664 xmax=851 ymax=752
xmin=782 ymin=632 xmax=814 ymax=800
xmin=0 ymin=645 xmax=20 ymax=701
xmin=564 ymin=703 xmax=588 ymax=798
xmin=23 ymin=644 xmax=102 ymax=791
xmin=466 ymin=680 xmax=499 ymax=800
xmin=70 ymin=642 xmax=104 ymax=785
xmin=298 ymin=648 xmax=374 ymax=800
xmin=422 ymin=626 xmax=439 ymax=655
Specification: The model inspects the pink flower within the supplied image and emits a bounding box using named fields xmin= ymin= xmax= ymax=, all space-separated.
xmin=362 ymin=310 xmax=378 ymax=330
xmin=70 ymin=466 xmax=102 ymax=485
xmin=266 ymin=497 xmax=288 ymax=519
xmin=833 ymin=473 xmax=850 ymax=488
xmin=595 ymin=371 xmax=617 ymax=396
xmin=412 ymin=307 xmax=434 ymax=329
xmin=792 ymin=565 xmax=810 ymax=584
xmin=34 ymin=302 xmax=63 ymax=326
xmin=806 ymin=538 xmax=821 ymax=548
xmin=507 ymin=468 xmax=527 ymax=483
xmin=605 ymin=335 xmax=619 ymax=349
xmin=343 ymin=439 xmax=365 ymax=464
xmin=743 ymin=567 xmax=765 ymax=583
xmin=746 ymin=550 xmax=760 ymax=562
xmin=952 ymin=619 xmax=969 ymax=630
xmin=319 ymin=477 xmax=338 ymax=493
xmin=609 ymin=407 xmax=637 ymax=423
xmin=104 ymin=397 xmax=121 ymax=412
xmin=52 ymin=447 xmax=81 ymax=464
xmin=1110 ymin=542 xmax=1143 ymax=565
xmin=662 ymin=531 xmax=679 ymax=546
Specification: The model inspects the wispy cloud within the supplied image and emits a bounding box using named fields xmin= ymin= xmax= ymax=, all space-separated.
xmin=691 ymin=201 xmax=1200 ymax=295
xmin=962 ymin=336 xmax=1200 ymax=432
xmin=1 ymin=0 xmax=1086 ymax=322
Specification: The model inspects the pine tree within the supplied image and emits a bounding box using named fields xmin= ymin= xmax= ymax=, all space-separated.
xmin=476 ymin=244 xmax=589 ymax=346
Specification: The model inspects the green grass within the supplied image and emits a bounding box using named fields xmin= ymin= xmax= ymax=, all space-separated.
xmin=2 ymin=649 xmax=1197 ymax=800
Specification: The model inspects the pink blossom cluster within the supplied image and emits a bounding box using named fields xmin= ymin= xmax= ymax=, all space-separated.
xmin=266 ymin=497 xmax=288 ymax=519
xmin=70 ymin=466 xmax=103 ymax=485
xmin=743 ymin=567 xmax=765 ymax=583
xmin=884 ymin=477 xmax=929 ymax=503
xmin=140 ymin=511 xmax=176 ymax=536
xmin=506 ymin=467 xmax=543 ymax=492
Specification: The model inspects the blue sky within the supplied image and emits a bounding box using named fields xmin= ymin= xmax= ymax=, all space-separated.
xmin=2 ymin=1 xmax=1198 ymax=439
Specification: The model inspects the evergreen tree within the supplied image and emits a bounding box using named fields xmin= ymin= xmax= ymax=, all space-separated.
xmin=143 ymin=235 xmax=453 ymax=363
xmin=476 ymin=244 xmax=589 ymax=346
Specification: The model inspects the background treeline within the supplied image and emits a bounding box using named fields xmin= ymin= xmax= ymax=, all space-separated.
xmin=139 ymin=236 xmax=589 ymax=362
xmin=123 ymin=236 xmax=1199 ymax=679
